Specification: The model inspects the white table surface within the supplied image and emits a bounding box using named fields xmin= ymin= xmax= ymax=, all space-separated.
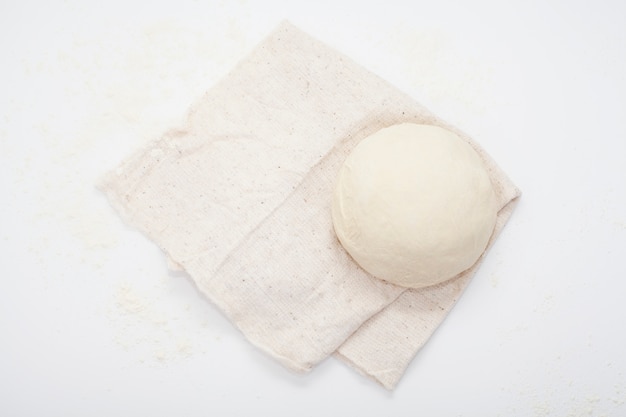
xmin=2 ymin=1 xmax=625 ymax=415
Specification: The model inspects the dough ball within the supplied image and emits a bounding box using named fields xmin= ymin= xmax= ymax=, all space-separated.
xmin=331 ymin=123 xmax=497 ymax=289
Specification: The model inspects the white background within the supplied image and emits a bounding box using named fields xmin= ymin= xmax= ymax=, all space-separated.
xmin=2 ymin=0 xmax=625 ymax=415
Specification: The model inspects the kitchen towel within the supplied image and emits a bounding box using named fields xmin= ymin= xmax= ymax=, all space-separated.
xmin=101 ymin=21 xmax=520 ymax=389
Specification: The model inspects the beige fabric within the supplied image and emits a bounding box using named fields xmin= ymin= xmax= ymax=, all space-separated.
xmin=101 ymin=21 xmax=520 ymax=389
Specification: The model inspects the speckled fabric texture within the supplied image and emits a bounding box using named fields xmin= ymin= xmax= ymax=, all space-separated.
xmin=101 ymin=21 xmax=520 ymax=389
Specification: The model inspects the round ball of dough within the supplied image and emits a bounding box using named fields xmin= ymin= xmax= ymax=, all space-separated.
xmin=331 ymin=123 xmax=497 ymax=289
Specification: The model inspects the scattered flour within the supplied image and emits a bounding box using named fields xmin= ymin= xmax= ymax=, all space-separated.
xmin=497 ymin=369 xmax=625 ymax=417
xmin=108 ymin=278 xmax=214 ymax=365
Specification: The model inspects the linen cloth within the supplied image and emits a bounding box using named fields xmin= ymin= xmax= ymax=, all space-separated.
xmin=101 ymin=21 xmax=520 ymax=389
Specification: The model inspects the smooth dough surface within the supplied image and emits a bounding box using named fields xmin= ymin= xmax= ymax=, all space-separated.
xmin=331 ymin=123 xmax=497 ymax=289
